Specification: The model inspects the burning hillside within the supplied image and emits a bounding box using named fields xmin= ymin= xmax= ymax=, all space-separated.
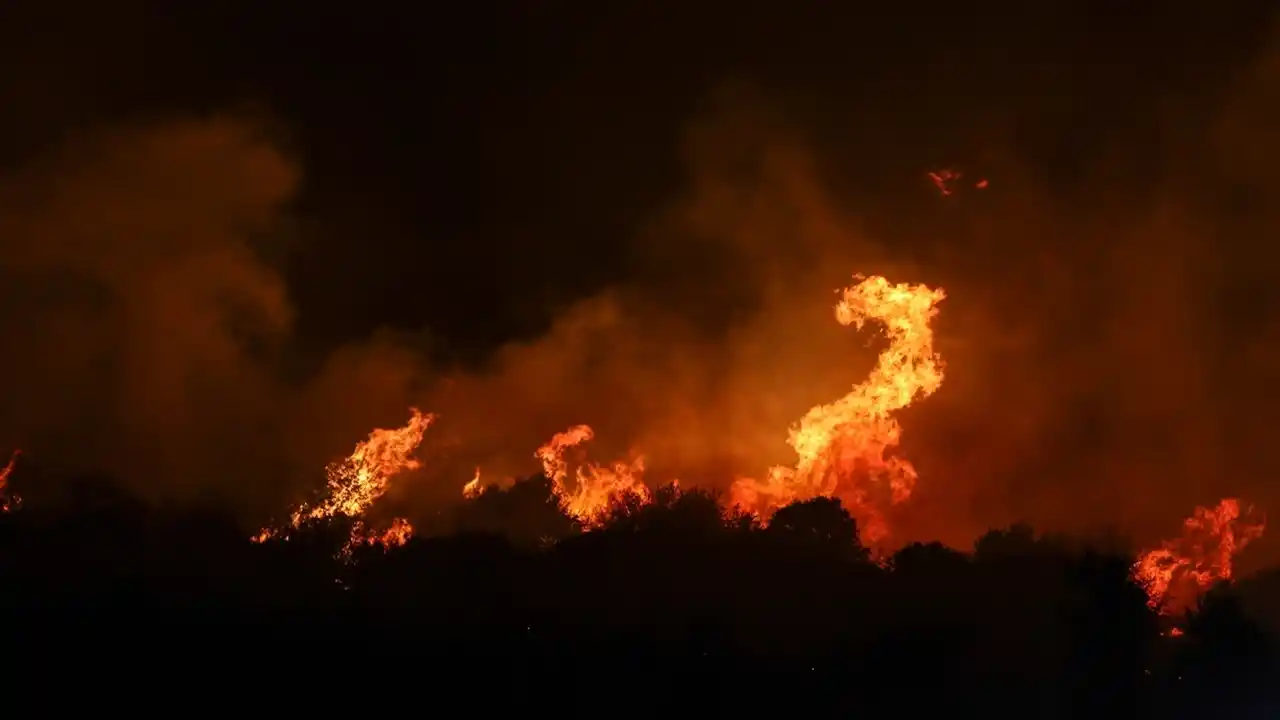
xmin=246 ymin=269 xmax=1266 ymax=613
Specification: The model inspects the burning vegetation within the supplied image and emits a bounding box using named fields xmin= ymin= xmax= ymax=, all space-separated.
xmin=229 ymin=269 xmax=1265 ymax=618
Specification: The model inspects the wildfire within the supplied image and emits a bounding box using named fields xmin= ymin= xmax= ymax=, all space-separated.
xmin=1134 ymin=498 xmax=1266 ymax=613
xmin=535 ymin=424 xmax=650 ymax=525
xmin=258 ymin=265 xmax=1272 ymax=604
xmin=251 ymin=273 xmax=944 ymax=549
xmin=729 ymin=275 xmax=946 ymax=544
xmin=255 ymin=408 xmax=433 ymax=552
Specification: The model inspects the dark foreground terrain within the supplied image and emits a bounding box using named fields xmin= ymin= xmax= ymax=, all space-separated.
xmin=1 ymin=476 xmax=1277 ymax=716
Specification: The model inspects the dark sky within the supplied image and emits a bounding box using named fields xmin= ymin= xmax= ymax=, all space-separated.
xmin=2 ymin=1 xmax=1272 ymax=357
xmin=3 ymin=0 xmax=1280 ymax=555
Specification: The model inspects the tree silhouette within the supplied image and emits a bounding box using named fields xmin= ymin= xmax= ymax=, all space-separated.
xmin=452 ymin=474 xmax=577 ymax=545
xmin=0 ymin=468 xmax=1270 ymax=710
xmin=1167 ymin=583 xmax=1278 ymax=712
xmin=766 ymin=496 xmax=869 ymax=562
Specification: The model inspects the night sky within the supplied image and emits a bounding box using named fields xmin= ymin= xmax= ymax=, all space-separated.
xmin=2 ymin=1 xmax=1279 ymax=556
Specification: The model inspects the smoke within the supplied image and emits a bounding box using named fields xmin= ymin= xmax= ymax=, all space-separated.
xmin=404 ymin=44 xmax=1280 ymax=567
xmin=893 ymin=34 xmax=1280 ymax=554
xmin=0 ymin=118 xmax=295 ymax=506
xmin=406 ymin=88 xmax=922 ymax=510
xmin=0 ymin=116 xmax=434 ymax=517
xmin=3 ymin=28 xmax=1280 ymax=567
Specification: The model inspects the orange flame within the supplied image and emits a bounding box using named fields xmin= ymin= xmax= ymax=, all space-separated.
xmin=342 ymin=516 xmax=414 ymax=557
xmin=535 ymin=424 xmax=650 ymax=525
xmin=255 ymin=408 xmax=433 ymax=551
xmin=730 ymin=274 xmax=946 ymax=544
xmin=1135 ymin=498 xmax=1266 ymax=613
xmin=267 ymin=273 xmax=947 ymax=550
xmin=462 ymin=468 xmax=483 ymax=499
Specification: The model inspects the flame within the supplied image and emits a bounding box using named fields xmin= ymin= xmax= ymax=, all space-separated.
xmin=1135 ymin=498 xmax=1266 ymax=613
xmin=535 ymin=424 xmax=651 ymax=525
xmin=462 ymin=468 xmax=482 ymax=499
xmin=0 ymin=449 xmax=19 ymax=512
xmin=257 ymin=273 xmax=944 ymax=547
xmin=255 ymin=408 xmax=434 ymax=550
xmin=730 ymin=274 xmax=946 ymax=544
xmin=342 ymin=516 xmax=414 ymax=557
xmin=377 ymin=516 xmax=414 ymax=546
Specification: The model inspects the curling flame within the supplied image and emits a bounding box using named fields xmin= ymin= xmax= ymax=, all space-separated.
xmin=1135 ymin=498 xmax=1266 ymax=613
xmin=731 ymin=275 xmax=946 ymax=544
xmin=536 ymin=424 xmax=650 ymax=525
xmin=255 ymin=408 xmax=434 ymax=551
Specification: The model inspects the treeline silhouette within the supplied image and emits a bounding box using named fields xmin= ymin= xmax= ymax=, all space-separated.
xmin=1 ymin=473 xmax=1278 ymax=715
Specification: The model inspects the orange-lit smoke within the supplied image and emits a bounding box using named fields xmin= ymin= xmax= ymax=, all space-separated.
xmin=0 ymin=117 xmax=297 ymax=510
xmin=5 ymin=35 xmax=1280 ymax=576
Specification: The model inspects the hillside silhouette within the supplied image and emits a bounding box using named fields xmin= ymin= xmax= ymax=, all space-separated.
xmin=1 ymin=470 xmax=1276 ymax=715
